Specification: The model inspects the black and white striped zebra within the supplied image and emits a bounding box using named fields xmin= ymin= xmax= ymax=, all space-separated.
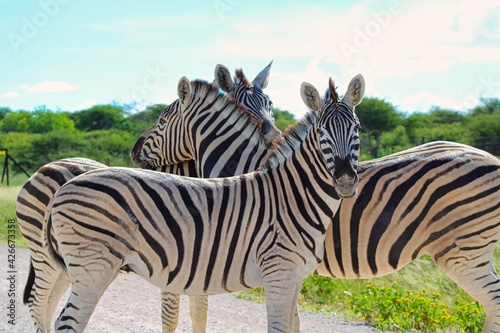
xmin=214 ymin=61 xmax=278 ymax=144
xmin=317 ymin=140 xmax=500 ymax=333
xmin=43 ymin=74 xmax=365 ymax=333
xmin=132 ymin=64 xmax=281 ymax=177
xmin=132 ymin=83 xmax=500 ymax=332
xmin=17 ymin=63 xmax=280 ymax=333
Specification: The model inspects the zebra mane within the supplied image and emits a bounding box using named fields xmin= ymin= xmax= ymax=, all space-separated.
xmin=260 ymin=110 xmax=317 ymax=171
xmin=235 ymin=69 xmax=251 ymax=88
xmin=327 ymin=78 xmax=339 ymax=104
xmin=189 ymin=79 xmax=269 ymax=146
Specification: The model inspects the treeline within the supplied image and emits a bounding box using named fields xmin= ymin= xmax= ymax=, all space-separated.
xmin=354 ymin=97 xmax=500 ymax=160
xmin=0 ymin=97 xmax=499 ymax=175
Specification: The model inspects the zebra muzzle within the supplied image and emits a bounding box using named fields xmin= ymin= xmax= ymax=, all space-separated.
xmin=333 ymin=175 xmax=358 ymax=198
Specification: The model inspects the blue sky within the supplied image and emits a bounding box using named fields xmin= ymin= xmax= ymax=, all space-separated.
xmin=1 ymin=0 xmax=499 ymax=118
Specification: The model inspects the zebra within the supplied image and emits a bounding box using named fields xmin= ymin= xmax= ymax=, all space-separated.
xmin=131 ymin=67 xmax=280 ymax=177
xmin=158 ymin=143 xmax=500 ymax=333
xmin=316 ymin=140 xmax=500 ymax=333
xmin=17 ymin=63 xmax=280 ymax=333
xmin=42 ymin=74 xmax=365 ymax=333
xmin=215 ymin=60 xmax=279 ymax=145
xmin=137 ymin=64 xmax=284 ymax=332
xmin=17 ymin=158 xmax=108 ymax=332
xmin=132 ymin=86 xmax=500 ymax=332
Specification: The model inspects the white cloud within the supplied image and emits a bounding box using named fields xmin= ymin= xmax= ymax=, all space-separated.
xmin=213 ymin=3 xmax=496 ymax=70
xmin=26 ymin=81 xmax=79 ymax=93
xmin=209 ymin=0 xmax=499 ymax=117
xmin=0 ymin=91 xmax=19 ymax=98
xmin=18 ymin=84 xmax=30 ymax=90
xmin=394 ymin=91 xmax=476 ymax=113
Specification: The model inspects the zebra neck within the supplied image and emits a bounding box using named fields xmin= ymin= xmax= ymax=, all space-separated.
xmin=263 ymin=129 xmax=341 ymax=222
xmin=194 ymin=115 xmax=271 ymax=178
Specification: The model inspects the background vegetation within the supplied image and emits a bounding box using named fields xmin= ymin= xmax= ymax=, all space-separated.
xmin=1 ymin=96 xmax=499 ymax=332
xmin=1 ymin=97 xmax=499 ymax=175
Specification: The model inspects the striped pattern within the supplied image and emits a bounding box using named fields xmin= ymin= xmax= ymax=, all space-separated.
xmin=16 ymin=158 xmax=107 ymax=331
xmin=136 ymin=75 xmax=500 ymax=331
xmin=215 ymin=61 xmax=280 ymax=144
xmin=131 ymin=77 xmax=278 ymax=178
xmin=18 ymin=65 xmax=280 ymax=333
xmin=43 ymin=75 xmax=364 ymax=333
xmin=316 ymin=141 xmax=500 ymax=332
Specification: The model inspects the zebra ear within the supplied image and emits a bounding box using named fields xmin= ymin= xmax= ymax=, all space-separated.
xmin=214 ymin=64 xmax=234 ymax=93
xmin=343 ymin=74 xmax=365 ymax=107
xmin=300 ymin=82 xmax=322 ymax=112
xmin=252 ymin=60 xmax=273 ymax=89
xmin=177 ymin=76 xmax=192 ymax=107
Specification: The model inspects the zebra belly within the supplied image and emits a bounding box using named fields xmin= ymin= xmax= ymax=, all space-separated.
xmin=124 ymin=252 xmax=264 ymax=296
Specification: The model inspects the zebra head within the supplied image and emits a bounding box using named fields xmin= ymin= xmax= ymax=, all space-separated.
xmin=215 ymin=61 xmax=281 ymax=144
xmin=131 ymin=76 xmax=194 ymax=169
xmin=301 ymin=74 xmax=365 ymax=198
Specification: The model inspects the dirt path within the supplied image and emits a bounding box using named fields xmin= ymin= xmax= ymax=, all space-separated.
xmin=1 ymin=244 xmax=384 ymax=332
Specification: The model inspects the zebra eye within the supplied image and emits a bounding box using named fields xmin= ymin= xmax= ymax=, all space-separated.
xmin=317 ymin=127 xmax=326 ymax=137
xmin=354 ymin=123 xmax=361 ymax=131
xmin=159 ymin=118 xmax=166 ymax=125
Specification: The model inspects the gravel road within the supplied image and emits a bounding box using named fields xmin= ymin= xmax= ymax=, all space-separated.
xmin=1 ymin=244 xmax=385 ymax=332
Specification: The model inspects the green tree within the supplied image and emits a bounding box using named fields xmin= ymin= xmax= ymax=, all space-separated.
xmin=404 ymin=112 xmax=430 ymax=144
xmin=0 ymin=109 xmax=74 ymax=133
xmin=272 ymin=108 xmax=296 ymax=131
xmin=70 ymin=105 xmax=126 ymax=131
xmin=30 ymin=109 xmax=75 ymax=133
xmin=469 ymin=97 xmax=500 ymax=116
xmin=0 ymin=131 xmax=37 ymax=172
xmin=0 ymin=110 xmax=32 ymax=132
xmin=428 ymin=108 xmax=466 ymax=124
xmin=379 ymin=125 xmax=411 ymax=156
xmin=29 ymin=130 xmax=89 ymax=168
xmin=466 ymin=114 xmax=500 ymax=155
xmin=412 ymin=123 xmax=472 ymax=145
xmin=355 ymin=97 xmax=403 ymax=138
xmin=354 ymin=97 xmax=403 ymax=158
xmin=0 ymin=107 xmax=11 ymax=121
xmin=125 ymin=104 xmax=167 ymax=136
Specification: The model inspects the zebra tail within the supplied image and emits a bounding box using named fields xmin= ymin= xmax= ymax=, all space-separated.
xmin=23 ymin=260 xmax=35 ymax=305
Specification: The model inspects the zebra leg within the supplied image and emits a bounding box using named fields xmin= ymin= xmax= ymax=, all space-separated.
xmin=435 ymin=246 xmax=500 ymax=333
xmin=160 ymin=291 xmax=180 ymax=333
xmin=291 ymin=303 xmax=301 ymax=333
xmin=264 ymin=279 xmax=302 ymax=333
xmin=45 ymin=270 xmax=71 ymax=328
xmin=160 ymin=292 xmax=208 ymax=333
xmin=54 ymin=272 xmax=118 ymax=333
xmin=189 ymin=295 xmax=208 ymax=333
xmin=28 ymin=257 xmax=64 ymax=332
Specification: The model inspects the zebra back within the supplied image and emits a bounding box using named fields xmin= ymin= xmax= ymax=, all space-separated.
xmin=318 ymin=141 xmax=500 ymax=279
xmin=17 ymin=158 xmax=107 ymax=249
